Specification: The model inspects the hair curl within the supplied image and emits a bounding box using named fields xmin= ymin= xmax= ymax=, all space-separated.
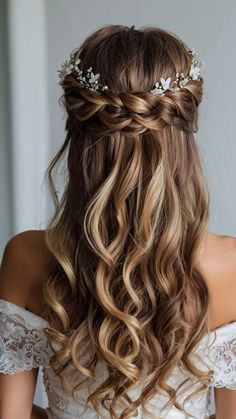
xmin=42 ymin=24 xmax=212 ymax=418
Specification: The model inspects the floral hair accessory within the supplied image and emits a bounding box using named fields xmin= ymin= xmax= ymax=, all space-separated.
xmin=57 ymin=53 xmax=108 ymax=92
xmin=57 ymin=48 xmax=204 ymax=95
xmin=150 ymin=48 xmax=204 ymax=95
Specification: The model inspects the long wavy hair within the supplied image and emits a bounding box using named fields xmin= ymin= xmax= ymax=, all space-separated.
xmin=42 ymin=24 xmax=212 ymax=418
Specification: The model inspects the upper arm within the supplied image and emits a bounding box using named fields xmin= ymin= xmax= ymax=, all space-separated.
xmin=0 ymin=230 xmax=46 ymax=418
xmin=0 ymin=369 xmax=39 ymax=419
xmin=214 ymin=388 xmax=236 ymax=419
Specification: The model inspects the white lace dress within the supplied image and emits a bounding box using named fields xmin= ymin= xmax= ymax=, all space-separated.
xmin=0 ymin=298 xmax=235 ymax=419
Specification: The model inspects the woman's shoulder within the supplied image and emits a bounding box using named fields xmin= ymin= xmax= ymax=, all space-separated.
xmin=1 ymin=229 xmax=236 ymax=329
xmin=196 ymin=230 xmax=236 ymax=330
xmin=197 ymin=230 xmax=236 ymax=278
xmin=0 ymin=229 xmax=53 ymax=317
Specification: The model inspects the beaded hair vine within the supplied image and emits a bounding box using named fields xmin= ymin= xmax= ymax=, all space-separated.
xmin=57 ymin=48 xmax=204 ymax=95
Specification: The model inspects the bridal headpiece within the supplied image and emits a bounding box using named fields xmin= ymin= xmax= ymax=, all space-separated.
xmin=57 ymin=48 xmax=204 ymax=95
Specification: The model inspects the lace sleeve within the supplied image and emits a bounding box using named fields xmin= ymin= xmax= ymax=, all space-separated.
xmin=205 ymin=322 xmax=236 ymax=390
xmin=0 ymin=299 xmax=50 ymax=375
xmin=211 ymin=335 xmax=236 ymax=389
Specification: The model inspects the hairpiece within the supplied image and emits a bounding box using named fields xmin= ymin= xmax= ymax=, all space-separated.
xmin=57 ymin=54 xmax=108 ymax=92
xmin=57 ymin=48 xmax=204 ymax=95
xmin=150 ymin=49 xmax=204 ymax=95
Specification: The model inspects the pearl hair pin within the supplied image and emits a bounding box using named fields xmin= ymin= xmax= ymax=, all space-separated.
xmin=57 ymin=48 xmax=204 ymax=95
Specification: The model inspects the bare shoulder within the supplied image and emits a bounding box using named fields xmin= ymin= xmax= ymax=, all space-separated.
xmin=196 ymin=230 xmax=236 ymax=329
xmin=0 ymin=229 xmax=54 ymax=315
xmin=198 ymin=231 xmax=236 ymax=275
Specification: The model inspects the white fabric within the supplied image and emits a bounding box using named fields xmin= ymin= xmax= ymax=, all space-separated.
xmin=0 ymin=298 xmax=235 ymax=418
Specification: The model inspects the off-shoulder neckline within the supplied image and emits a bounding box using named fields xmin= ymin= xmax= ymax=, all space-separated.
xmin=0 ymin=298 xmax=49 ymax=328
xmin=208 ymin=320 xmax=236 ymax=334
xmin=0 ymin=297 xmax=235 ymax=336
xmin=211 ymin=320 xmax=236 ymax=333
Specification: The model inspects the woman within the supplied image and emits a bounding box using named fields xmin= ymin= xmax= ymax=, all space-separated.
xmin=0 ymin=24 xmax=235 ymax=419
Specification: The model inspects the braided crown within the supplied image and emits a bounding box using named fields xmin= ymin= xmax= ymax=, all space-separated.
xmin=57 ymin=48 xmax=204 ymax=95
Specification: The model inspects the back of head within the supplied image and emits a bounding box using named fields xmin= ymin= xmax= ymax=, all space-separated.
xmin=43 ymin=24 xmax=211 ymax=418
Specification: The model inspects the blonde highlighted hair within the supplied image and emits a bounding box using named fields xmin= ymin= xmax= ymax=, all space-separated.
xmin=42 ymin=24 xmax=212 ymax=418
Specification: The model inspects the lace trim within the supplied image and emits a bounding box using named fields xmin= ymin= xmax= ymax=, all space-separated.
xmin=0 ymin=298 xmax=235 ymax=392
xmin=211 ymin=337 xmax=236 ymax=389
xmin=0 ymin=301 xmax=49 ymax=374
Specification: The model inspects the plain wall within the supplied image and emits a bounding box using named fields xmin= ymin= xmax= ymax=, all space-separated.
xmin=0 ymin=0 xmax=13 ymax=254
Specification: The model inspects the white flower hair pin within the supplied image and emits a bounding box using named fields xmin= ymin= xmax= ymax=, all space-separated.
xmin=57 ymin=54 xmax=108 ymax=92
xmin=57 ymin=47 xmax=204 ymax=95
xmin=150 ymin=49 xmax=205 ymax=95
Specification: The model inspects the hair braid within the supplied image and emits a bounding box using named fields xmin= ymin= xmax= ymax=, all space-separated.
xmin=63 ymin=76 xmax=202 ymax=137
xmin=43 ymin=25 xmax=211 ymax=419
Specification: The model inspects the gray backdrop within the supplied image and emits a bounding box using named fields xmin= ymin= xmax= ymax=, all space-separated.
xmin=45 ymin=0 xmax=236 ymax=237
xmin=1 ymin=0 xmax=236 ymax=252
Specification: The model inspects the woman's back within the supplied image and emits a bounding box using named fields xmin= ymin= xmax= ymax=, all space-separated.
xmin=7 ymin=229 xmax=235 ymax=332
xmin=0 ymin=229 xmax=236 ymax=418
